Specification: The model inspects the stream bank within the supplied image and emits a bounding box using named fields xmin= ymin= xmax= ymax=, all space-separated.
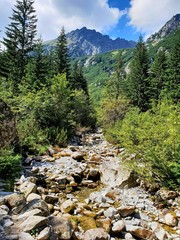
xmin=0 ymin=130 xmax=180 ymax=239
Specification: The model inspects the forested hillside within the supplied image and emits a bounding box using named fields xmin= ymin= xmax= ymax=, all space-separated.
xmin=0 ymin=0 xmax=95 ymax=179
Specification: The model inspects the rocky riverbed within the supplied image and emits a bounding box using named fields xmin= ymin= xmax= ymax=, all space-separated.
xmin=0 ymin=130 xmax=180 ymax=240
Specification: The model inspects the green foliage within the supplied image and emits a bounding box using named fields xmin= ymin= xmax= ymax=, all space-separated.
xmin=0 ymin=148 xmax=22 ymax=179
xmin=2 ymin=0 xmax=37 ymax=88
xmin=149 ymin=48 xmax=168 ymax=101
xmin=108 ymin=100 xmax=180 ymax=189
xmin=55 ymin=27 xmax=70 ymax=79
xmin=126 ymin=36 xmax=150 ymax=111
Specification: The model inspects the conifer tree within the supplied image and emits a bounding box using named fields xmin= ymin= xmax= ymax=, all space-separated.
xmin=149 ymin=48 xmax=168 ymax=101
xmin=166 ymin=42 xmax=180 ymax=102
xmin=71 ymin=61 xmax=88 ymax=95
xmin=127 ymin=36 xmax=150 ymax=111
xmin=106 ymin=54 xmax=126 ymax=100
xmin=55 ymin=27 xmax=70 ymax=79
xmin=25 ymin=38 xmax=48 ymax=90
xmin=3 ymin=0 xmax=37 ymax=89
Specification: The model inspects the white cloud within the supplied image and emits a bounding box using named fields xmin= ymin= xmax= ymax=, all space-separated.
xmin=0 ymin=0 xmax=124 ymax=41
xmin=128 ymin=0 xmax=180 ymax=38
xmin=35 ymin=0 xmax=124 ymax=40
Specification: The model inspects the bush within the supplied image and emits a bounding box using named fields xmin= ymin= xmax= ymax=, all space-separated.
xmin=0 ymin=148 xmax=22 ymax=179
xmin=106 ymin=100 xmax=180 ymax=189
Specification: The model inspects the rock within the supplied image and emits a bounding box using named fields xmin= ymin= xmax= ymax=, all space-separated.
xmin=164 ymin=213 xmax=177 ymax=226
xmin=17 ymin=209 xmax=42 ymax=220
xmin=26 ymin=193 xmax=41 ymax=202
xmin=60 ymin=199 xmax=76 ymax=214
xmin=50 ymin=216 xmax=74 ymax=240
xmin=20 ymin=181 xmax=37 ymax=198
xmin=104 ymin=207 xmax=116 ymax=219
xmin=71 ymin=151 xmax=85 ymax=161
xmin=3 ymin=219 xmax=14 ymax=228
xmin=112 ymin=220 xmax=125 ymax=233
xmin=96 ymin=219 xmax=111 ymax=233
xmin=100 ymin=161 xmax=137 ymax=188
xmin=20 ymin=199 xmax=49 ymax=216
xmin=19 ymin=232 xmax=35 ymax=240
xmin=20 ymin=216 xmax=48 ymax=232
xmin=150 ymin=222 xmax=168 ymax=240
xmin=117 ymin=206 xmax=136 ymax=217
xmin=88 ymin=169 xmax=100 ymax=182
xmin=6 ymin=193 xmax=25 ymax=209
xmin=125 ymin=233 xmax=135 ymax=240
xmin=79 ymin=216 xmax=97 ymax=231
xmin=20 ymin=215 xmax=48 ymax=232
xmin=83 ymin=228 xmax=109 ymax=240
xmin=37 ymin=227 xmax=51 ymax=240
xmin=90 ymin=154 xmax=102 ymax=163
xmin=126 ymin=225 xmax=156 ymax=240
xmin=43 ymin=195 xmax=58 ymax=204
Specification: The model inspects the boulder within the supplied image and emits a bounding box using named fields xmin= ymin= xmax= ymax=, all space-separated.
xmin=6 ymin=193 xmax=25 ymax=209
xmin=20 ymin=181 xmax=37 ymax=198
xmin=100 ymin=160 xmax=137 ymax=188
xmin=83 ymin=228 xmax=109 ymax=240
xmin=37 ymin=227 xmax=51 ymax=240
xmin=96 ymin=219 xmax=111 ymax=233
xmin=150 ymin=222 xmax=168 ymax=240
xmin=20 ymin=216 xmax=48 ymax=232
xmin=112 ymin=220 xmax=125 ymax=233
xmin=26 ymin=193 xmax=41 ymax=202
xmin=43 ymin=195 xmax=58 ymax=204
xmin=117 ymin=206 xmax=136 ymax=217
xmin=126 ymin=225 xmax=156 ymax=240
xmin=164 ymin=213 xmax=177 ymax=227
xmin=104 ymin=207 xmax=116 ymax=219
xmin=88 ymin=169 xmax=100 ymax=182
xmin=60 ymin=199 xmax=76 ymax=214
xmin=20 ymin=199 xmax=49 ymax=216
xmin=71 ymin=151 xmax=85 ymax=161
xmin=19 ymin=232 xmax=35 ymax=240
xmin=50 ymin=216 xmax=74 ymax=240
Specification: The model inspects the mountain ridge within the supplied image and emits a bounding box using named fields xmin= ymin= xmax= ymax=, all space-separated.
xmin=44 ymin=27 xmax=136 ymax=58
xmin=147 ymin=13 xmax=180 ymax=43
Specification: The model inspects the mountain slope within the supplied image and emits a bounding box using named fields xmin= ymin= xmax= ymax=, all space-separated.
xmin=44 ymin=27 xmax=136 ymax=57
xmin=147 ymin=14 xmax=180 ymax=43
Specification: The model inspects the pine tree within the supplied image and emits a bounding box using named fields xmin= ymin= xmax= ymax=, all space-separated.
xmin=149 ymin=48 xmax=168 ymax=101
xmin=127 ymin=36 xmax=150 ymax=111
xmin=55 ymin=27 xmax=70 ymax=79
xmin=71 ymin=61 xmax=88 ymax=95
xmin=3 ymin=0 xmax=37 ymax=89
xmin=25 ymin=38 xmax=49 ymax=90
xmin=166 ymin=42 xmax=180 ymax=102
xmin=106 ymin=54 xmax=126 ymax=99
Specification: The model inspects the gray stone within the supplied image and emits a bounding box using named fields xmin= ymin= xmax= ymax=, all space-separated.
xmin=37 ymin=227 xmax=51 ymax=240
xmin=50 ymin=216 xmax=74 ymax=240
xmin=19 ymin=232 xmax=35 ymax=240
xmin=84 ymin=228 xmax=109 ymax=240
xmin=112 ymin=220 xmax=125 ymax=233
xmin=104 ymin=207 xmax=116 ymax=219
xmin=20 ymin=215 xmax=48 ymax=232
xmin=20 ymin=181 xmax=37 ymax=198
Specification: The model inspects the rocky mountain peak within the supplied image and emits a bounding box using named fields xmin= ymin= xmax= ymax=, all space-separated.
xmin=147 ymin=13 xmax=180 ymax=43
xmin=44 ymin=27 xmax=136 ymax=58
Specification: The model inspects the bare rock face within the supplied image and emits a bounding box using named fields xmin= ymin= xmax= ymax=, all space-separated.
xmin=0 ymin=99 xmax=18 ymax=148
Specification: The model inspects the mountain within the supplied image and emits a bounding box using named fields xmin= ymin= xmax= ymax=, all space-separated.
xmin=147 ymin=14 xmax=180 ymax=43
xmin=44 ymin=27 xmax=136 ymax=57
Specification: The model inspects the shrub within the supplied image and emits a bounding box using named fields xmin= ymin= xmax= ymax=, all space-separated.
xmin=0 ymin=148 xmax=22 ymax=179
xmin=106 ymin=100 xmax=180 ymax=189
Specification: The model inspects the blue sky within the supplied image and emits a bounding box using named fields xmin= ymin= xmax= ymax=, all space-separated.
xmin=0 ymin=0 xmax=179 ymax=42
